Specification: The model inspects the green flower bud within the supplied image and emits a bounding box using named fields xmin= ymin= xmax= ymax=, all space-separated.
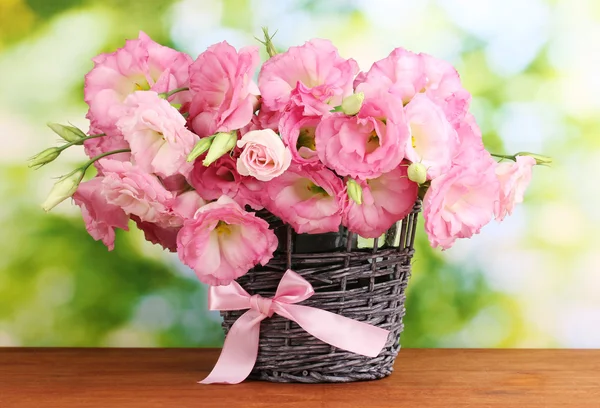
xmin=407 ymin=162 xmax=427 ymax=184
xmin=347 ymin=178 xmax=363 ymax=205
xmin=187 ymin=136 xmax=214 ymax=162
xmin=42 ymin=168 xmax=86 ymax=212
xmin=516 ymin=152 xmax=553 ymax=166
xmin=203 ymin=132 xmax=237 ymax=167
xmin=47 ymin=123 xmax=86 ymax=144
xmin=341 ymin=92 xmax=365 ymax=116
xmin=28 ymin=147 xmax=61 ymax=169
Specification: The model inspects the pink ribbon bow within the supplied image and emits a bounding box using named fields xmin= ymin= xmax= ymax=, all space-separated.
xmin=201 ymin=269 xmax=390 ymax=384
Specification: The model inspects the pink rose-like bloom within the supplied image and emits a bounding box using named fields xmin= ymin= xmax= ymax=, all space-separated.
xmin=423 ymin=160 xmax=499 ymax=250
xmin=315 ymin=92 xmax=409 ymax=179
xmin=357 ymin=47 xmax=470 ymax=125
xmin=85 ymin=31 xmax=192 ymax=135
xmin=188 ymin=42 xmax=259 ymax=137
xmin=258 ymin=39 xmax=359 ymax=116
xmin=343 ymin=166 xmax=418 ymax=238
xmin=177 ymin=196 xmax=277 ymax=286
xmin=73 ymin=177 xmax=129 ymax=251
xmin=280 ymin=110 xmax=320 ymax=165
xmin=494 ymin=155 xmax=536 ymax=221
xmin=188 ymin=155 xmax=263 ymax=210
xmin=117 ymin=91 xmax=198 ymax=178
xmin=404 ymin=93 xmax=458 ymax=179
xmin=265 ymin=164 xmax=344 ymax=234
xmin=100 ymin=159 xmax=176 ymax=227
xmin=236 ymin=129 xmax=292 ymax=181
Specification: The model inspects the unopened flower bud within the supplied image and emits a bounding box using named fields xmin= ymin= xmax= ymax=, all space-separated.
xmin=516 ymin=152 xmax=552 ymax=166
xmin=407 ymin=162 xmax=427 ymax=184
xmin=187 ymin=136 xmax=214 ymax=162
xmin=203 ymin=132 xmax=237 ymax=167
xmin=28 ymin=147 xmax=61 ymax=169
xmin=347 ymin=178 xmax=363 ymax=205
xmin=47 ymin=123 xmax=86 ymax=144
xmin=42 ymin=168 xmax=86 ymax=212
xmin=341 ymin=92 xmax=365 ymax=116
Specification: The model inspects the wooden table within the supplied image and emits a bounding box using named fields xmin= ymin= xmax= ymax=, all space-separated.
xmin=0 ymin=348 xmax=599 ymax=407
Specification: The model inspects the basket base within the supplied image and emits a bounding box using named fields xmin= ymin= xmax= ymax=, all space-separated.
xmin=249 ymin=367 xmax=394 ymax=383
xmin=246 ymin=342 xmax=402 ymax=384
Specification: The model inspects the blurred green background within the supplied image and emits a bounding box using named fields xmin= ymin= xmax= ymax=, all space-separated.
xmin=0 ymin=0 xmax=598 ymax=348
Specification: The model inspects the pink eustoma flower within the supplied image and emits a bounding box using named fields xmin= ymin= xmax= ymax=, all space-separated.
xmin=494 ymin=155 xmax=536 ymax=221
xmin=258 ymin=39 xmax=359 ymax=116
xmin=404 ymin=93 xmax=458 ymax=179
xmin=452 ymin=113 xmax=487 ymax=167
xmin=357 ymin=47 xmax=470 ymax=125
xmin=73 ymin=177 xmax=129 ymax=251
xmin=279 ymin=110 xmax=321 ymax=166
xmin=315 ymin=92 xmax=409 ymax=180
xmin=84 ymin=31 xmax=192 ymax=135
xmin=342 ymin=165 xmax=418 ymax=238
xmin=423 ymin=158 xmax=499 ymax=250
xmin=99 ymin=159 xmax=177 ymax=227
xmin=117 ymin=91 xmax=198 ymax=178
xmin=177 ymin=196 xmax=277 ymax=286
xmin=132 ymin=216 xmax=180 ymax=252
xmin=264 ymin=164 xmax=344 ymax=234
xmin=188 ymin=155 xmax=263 ymax=210
xmin=84 ymin=125 xmax=131 ymax=170
xmin=188 ymin=42 xmax=260 ymax=137
xmin=130 ymin=190 xmax=206 ymax=253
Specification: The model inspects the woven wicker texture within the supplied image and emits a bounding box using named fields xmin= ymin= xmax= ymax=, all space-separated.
xmin=221 ymin=200 xmax=422 ymax=383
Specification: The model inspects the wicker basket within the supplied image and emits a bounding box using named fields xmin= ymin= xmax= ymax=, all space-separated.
xmin=221 ymin=200 xmax=422 ymax=383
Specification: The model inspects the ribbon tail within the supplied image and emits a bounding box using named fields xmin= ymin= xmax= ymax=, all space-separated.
xmin=200 ymin=310 xmax=264 ymax=384
xmin=275 ymin=304 xmax=390 ymax=358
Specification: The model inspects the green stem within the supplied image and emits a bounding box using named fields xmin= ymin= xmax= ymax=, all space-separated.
xmin=83 ymin=149 xmax=131 ymax=170
xmin=255 ymin=27 xmax=278 ymax=58
xmin=490 ymin=153 xmax=516 ymax=161
xmin=161 ymin=87 xmax=189 ymax=99
xmin=58 ymin=133 xmax=106 ymax=151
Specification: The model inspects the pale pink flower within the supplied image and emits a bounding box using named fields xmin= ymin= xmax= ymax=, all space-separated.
xmin=73 ymin=177 xmax=129 ymax=251
xmin=264 ymin=164 xmax=344 ymax=234
xmin=258 ymin=39 xmax=359 ymax=116
xmin=494 ymin=155 xmax=536 ymax=221
xmin=100 ymin=159 xmax=176 ymax=227
xmin=404 ymin=93 xmax=458 ymax=179
xmin=279 ymin=110 xmax=320 ymax=165
xmin=85 ymin=31 xmax=192 ymax=135
xmin=188 ymin=42 xmax=260 ymax=137
xmin=116 ymin=91 xmax=197 ymax=178
xmin=188 ymin=155 xmax=263 ymax=210
xmin=315 ymin=92 xmax=409 ymax=179
xmin=177 ymin=196 xmax=277 ymax=286
xmin=356 ymin=47 xmax=426 ymax=104
xmin=236 ymin=129 xmax=291 ymax=181
xmin=357 ymin=47 xmax=470 ymax=125
xmin=342 ymin=165 xmax=418 ymax=238
xmin=423 ymin=160 xmax=499 ymax=249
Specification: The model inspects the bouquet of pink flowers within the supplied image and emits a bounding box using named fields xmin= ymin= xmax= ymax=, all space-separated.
xmin=31 ymin=30 xmax=549 ymax=287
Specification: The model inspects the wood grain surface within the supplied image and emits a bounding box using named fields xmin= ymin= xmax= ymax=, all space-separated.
xmin=1 ymin=348 xmax=599 ymax=407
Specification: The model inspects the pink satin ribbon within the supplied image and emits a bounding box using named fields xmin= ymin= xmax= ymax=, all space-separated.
xmin=200 ymin=269 xmax=390 ymax=384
